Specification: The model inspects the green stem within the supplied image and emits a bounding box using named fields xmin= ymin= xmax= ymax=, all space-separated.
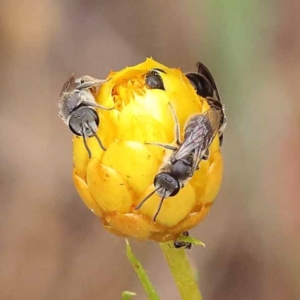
xmin=159 ymin=242 xmax=203 ymax=300
xmin=121 ymin=291 xmax=136 ymax=300
xmin=125 ymin=240 xmax=160 ymax=300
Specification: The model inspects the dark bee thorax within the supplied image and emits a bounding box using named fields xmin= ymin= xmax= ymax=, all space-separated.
xmin=168 ymin=155 xmax=194 ymax=181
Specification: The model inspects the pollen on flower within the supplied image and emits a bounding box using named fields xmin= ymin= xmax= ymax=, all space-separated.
xmin=111 ymin=75 xmax=147 ymax=110
xmin=72 ymin=58 xmax=224 ymax=242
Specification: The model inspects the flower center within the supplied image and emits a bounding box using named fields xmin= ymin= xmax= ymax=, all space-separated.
xmin=111 ymin=73 xmax=150 ymax=110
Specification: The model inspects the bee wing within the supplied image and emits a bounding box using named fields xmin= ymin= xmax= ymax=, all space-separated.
xmin=174 ymin=108 xmax=221 ymax=161
xmin=205 ymin=96 xmax=227 ymax=143
xmin=206 ymin=96 xmax=226 ymax=127
xmin=196 ymin=62 xmax=227 ymax=145
xmin=60 ymin=73 xmax=76 ymax=97
xmin=196 ymin=62 xmax=221 ymax=101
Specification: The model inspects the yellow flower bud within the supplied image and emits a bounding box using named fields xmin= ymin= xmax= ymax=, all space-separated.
xmin=72 ymin=58 xmax=223 ymax=242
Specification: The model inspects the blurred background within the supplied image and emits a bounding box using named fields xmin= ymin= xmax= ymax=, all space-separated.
xmin=0 ymin=0 xmax=299 ymax=299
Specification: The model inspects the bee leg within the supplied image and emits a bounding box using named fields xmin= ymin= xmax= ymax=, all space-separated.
xmin=82 ymin=101 xmax=114 ymax=111
xmin=202 ymin=149 xmax=210 ymax=160
xmin=145 ymin=142 xmax=177 ymax=151
xmin=146 ymin=103 xmax=182 ymax=150
xmin=168 ymin=103 xmax=181 ymax=145
xmin=193 ymin=149 xmax=209 ymax=171
xmin=77 ymin=78 xmax=108 ymax=89
xmin=219 ymin=134 xmax=224 ymax=146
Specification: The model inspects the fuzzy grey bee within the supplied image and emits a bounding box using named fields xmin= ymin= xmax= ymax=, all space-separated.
xmin=59 ymin=74 xmax=113 ymax=158
xmin=186 ymin=62 xmax=227 ymax=145
xmin=135 ymin=103 xmax=221 ymax=222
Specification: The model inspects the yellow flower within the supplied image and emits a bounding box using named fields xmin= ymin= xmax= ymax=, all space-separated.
xmin=72 ymin=58 xmax=223 ymax=242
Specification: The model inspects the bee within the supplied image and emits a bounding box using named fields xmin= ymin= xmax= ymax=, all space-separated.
xmin=144 ymin=68 xmax=166 ymax=90
xmin=59 ymin=74 xmax=113 ymax=158
xmin=186 ymin=62 xmax=227 ymax=145
xmin=173 ymin=231 xmax=192 ymax=249
xmin=135 ymin=103 xmax=221 ymax=222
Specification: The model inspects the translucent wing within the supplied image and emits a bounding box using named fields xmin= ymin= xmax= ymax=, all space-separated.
xmin=206 ymin=97 xmax=227 ymax=134
xmin=173 ymin=108 xmax=221 ymax=162
xmin=60 ymin=74 xmax=76 ymax=97
xmin=196 ymin=62 xmax=221 ymax=101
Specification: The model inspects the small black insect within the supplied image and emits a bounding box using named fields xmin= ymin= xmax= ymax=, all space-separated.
xmin=173 ymin=231 xmax=192 ymax=249
xmin=59 ymin=75 xmax=113 ymax=158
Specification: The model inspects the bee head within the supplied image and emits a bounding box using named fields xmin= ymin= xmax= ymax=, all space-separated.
xmin=154 ymin=172 xmax=180 ymax=197
xmin=68 ymin=106 xmax=99 ymax=137
xmin=145 ymin=68 xmax=166 ymax=90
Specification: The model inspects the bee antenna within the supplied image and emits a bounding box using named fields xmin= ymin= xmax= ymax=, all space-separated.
xmin=82 ymin=127 xmax=92 ymax=159
xmin=89 ymin=124 xmax=107 ymax=151
xmin=135 ymin=186 xmax=162 ymax=210
xmin=77 ymin=79 xmax=107 ymax=89
xmin=86 ymin=102 xmax=114 ymax=111
xmin=153 ymin=190 xmax=167 ymax=222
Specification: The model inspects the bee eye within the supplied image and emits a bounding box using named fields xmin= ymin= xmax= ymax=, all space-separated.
xmin=185 ymin=73 xmax=214 ymax=98
xmin=145 ymin=69 xmax=165 ymax=90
